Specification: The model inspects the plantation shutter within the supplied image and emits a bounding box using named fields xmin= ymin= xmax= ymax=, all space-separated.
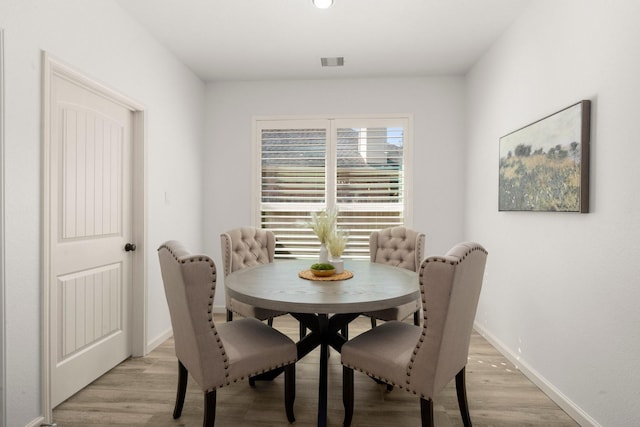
xmin=256 ymin=117 xmax=409 ymax=259
xmin=259 ymin=120 xmax=328 ymax=258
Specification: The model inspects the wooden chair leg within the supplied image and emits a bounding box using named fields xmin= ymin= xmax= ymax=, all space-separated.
xmin=267 ymin=317 xmax=274 ymax=327
xmin=284 ymin=363 xmax=296 ymax=423
xmin=420 ymin=398 xmax=434 ymax=427
xmin=343 ymin=366 xmax=354 ymax=427
xmin=370 ymin=317 xmax=377 ymax=328
xmin=226 ymin=309 xmax=233 ymax=322
xmin=413 ymin=309 xmax=421 ymax=326
xmin=203 ymin=390 xmax=216 ymax=427
xmin=372 ymin=376 xmax=393 ymax=391
xmin=173 ymin=361 xmax=188 ymax=419
xmin=456 ymin=367 xmax=472 ymax=427
xmin=299 ymin=322 xmax=307 ymax=339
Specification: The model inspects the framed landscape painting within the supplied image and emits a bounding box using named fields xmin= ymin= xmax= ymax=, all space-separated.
xmin=499 ymin=100 xmax=591 ymax=213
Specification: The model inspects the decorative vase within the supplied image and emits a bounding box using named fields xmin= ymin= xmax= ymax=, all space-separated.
xmin=319 ymin=243 xmax=329 ymax=263
xmin=329 ymin=257 xmax=344 ymax=274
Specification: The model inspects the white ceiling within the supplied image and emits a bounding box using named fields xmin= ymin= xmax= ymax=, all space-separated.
xmin=115 ymin=0 xmax=531 ymax=82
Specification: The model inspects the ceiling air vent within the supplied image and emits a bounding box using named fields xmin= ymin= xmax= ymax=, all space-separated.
xmin=321 ymin=57 xmax=344 ymax=67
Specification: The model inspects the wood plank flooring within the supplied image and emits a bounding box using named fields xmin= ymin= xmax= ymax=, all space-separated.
xmin=53 ymin=314 xmax=579 ymax=427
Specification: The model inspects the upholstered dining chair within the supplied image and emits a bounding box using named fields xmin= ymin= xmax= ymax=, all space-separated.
xmin=364 ymin=226 xmax=425 ymax=327
xmin=341 ymin=242 xmax=488 ymax=427
xmin=220 ymin=227 xmax=286 ymax=326
xmin=158 ymin=240 xmax=297 ymax=427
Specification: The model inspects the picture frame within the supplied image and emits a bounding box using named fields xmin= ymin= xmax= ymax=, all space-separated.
xmin=499 ymin=100 xmax=591 ymax=213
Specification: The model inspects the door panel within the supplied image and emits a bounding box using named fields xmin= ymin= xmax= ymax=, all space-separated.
xmin=50 ymin=74 xmax=133 ymax=407
xmin=57 ymin=264 xmax=122 ymax=360
xmin=60 ymin=106 xmax=124 ymax=239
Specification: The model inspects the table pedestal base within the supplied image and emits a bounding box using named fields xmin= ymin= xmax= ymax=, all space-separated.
xmin=291 ymin=312 xmax=359 ymax=427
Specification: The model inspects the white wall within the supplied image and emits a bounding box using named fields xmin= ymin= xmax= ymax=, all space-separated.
xmin=204 ymin=77 xmax=467 ymax=306
xmin=466 ymin=1 xmax=640 ymax=426
xmin=0 ymin=1 xmax=205 ymax=425
xmin=8 ymin=0 xmax=634 ymax=425
xmin=0 ymin=27 xmax=6 ymax=427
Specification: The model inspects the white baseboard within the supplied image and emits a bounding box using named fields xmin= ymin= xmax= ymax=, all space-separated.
xmin=24 ymin=416 xmax=45 ymax=427
xmin=474 ymin=322 xmax=600 ymax=427
xmin=146 ymin=307 xmax=226 ymax=354
xmin=146 ymin=328 xmax=173 ymax=354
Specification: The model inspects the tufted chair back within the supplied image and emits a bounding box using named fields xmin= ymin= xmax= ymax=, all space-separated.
xmin=369 ymin=226 xmax=425 ymax=272
xmin=220 ymin=227 xmax=284 ymax=323
xmin=221 ymin=227 xmax=275 ymax=276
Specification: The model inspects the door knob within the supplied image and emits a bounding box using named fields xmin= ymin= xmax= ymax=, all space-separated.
xmin=124 ymin=243 xmax=137 ymax=252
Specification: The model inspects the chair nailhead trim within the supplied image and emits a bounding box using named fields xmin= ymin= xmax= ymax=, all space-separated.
xmin=404 ymin=242 xmax=486 ymax=394
xmin=159 ymin=242 xmax=230 ymax=370
xmin=212 ymin=360 xmax=297 ymax=390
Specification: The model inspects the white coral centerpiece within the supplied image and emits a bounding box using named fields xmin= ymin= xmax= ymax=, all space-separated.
xmin=308 ymin=208 xmax=338 ymax=263
xmin=308 ymin=208 xmax=337 ymax=244
xmin=327 ymin=228 xmax=347 ymax=259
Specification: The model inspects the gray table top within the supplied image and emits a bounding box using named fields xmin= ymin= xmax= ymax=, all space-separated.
xmin=224 ymin=259 xmax=419 ymax=314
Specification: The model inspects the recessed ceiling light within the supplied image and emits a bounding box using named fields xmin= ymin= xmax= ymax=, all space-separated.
xmin=321 ymin=57 xmax=344 ymax=67
xmin=312 ymin=0 xmax=334 ymax=9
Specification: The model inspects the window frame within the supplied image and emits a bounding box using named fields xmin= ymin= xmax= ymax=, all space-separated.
xmin=252 ymin=114 xmax=413 ymax=259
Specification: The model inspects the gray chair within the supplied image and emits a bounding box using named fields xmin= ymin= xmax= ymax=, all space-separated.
xmin=158 ymin=240 xmax=297 ymax=427
xmin=341 ymin=242 xmax=488 ymax=427
xmin=221 ymin=227 xmax=286 ymax=325
xmin=364 ymin=226 xmax=425 ymax=327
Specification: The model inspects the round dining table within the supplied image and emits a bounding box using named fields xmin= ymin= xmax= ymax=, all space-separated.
xmin=224 ymin=259 xmax=419 ymax=427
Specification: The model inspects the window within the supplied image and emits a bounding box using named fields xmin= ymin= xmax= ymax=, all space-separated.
xmin=254 ymin=116 xmax=411 ymax=259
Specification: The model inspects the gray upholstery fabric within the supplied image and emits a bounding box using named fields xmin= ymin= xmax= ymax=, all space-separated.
xmin=364 ymin=226 xmax=425 ymax=322
xmin=158 ymin=240 xmax=297 ymax=392
xmin=342 ymin=242 xmax=488 ymax=399
xmin=369 ymin=226 xmax=425 ymax=271
xmin=221 ymin=227 xmax=275 ymax=275
xmin=220 ymin=227 xmax=285 ymax=320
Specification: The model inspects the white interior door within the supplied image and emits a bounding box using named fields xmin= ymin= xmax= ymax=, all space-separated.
xmin=48 ymin=71 xmax=134 ymax=407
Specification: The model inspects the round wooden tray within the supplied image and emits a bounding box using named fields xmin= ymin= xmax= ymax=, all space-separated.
xmin=298 ymin=269 xmax=354 ymax=281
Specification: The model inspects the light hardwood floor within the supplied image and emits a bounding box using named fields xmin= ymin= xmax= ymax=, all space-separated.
xmin=53 ymin=314 xmax=579 ymax=427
